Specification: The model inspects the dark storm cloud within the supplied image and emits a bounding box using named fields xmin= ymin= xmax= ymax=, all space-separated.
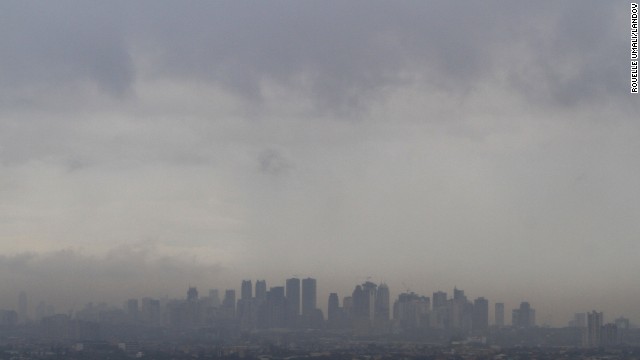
xmin=129 ymin=1 xmax=500 ymax=110
xmin=507 ymin=2 xmax=629 ymax=107
xmin=0 ymin=1 xmax=134 ymax=98
xmin=1 ymin=1 xmax=630 ymax=111
xmin=128 ymin=1 xmax=632 ymax=110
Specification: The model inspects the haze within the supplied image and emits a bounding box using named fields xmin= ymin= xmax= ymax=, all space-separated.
xmin=0 ymin=1 xmax=638 ymax=327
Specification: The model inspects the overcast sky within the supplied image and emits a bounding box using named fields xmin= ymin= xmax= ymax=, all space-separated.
xmin=0 ymin=1 xmax=638 ymax=326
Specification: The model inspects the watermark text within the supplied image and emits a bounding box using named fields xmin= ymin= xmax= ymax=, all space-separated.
xmin=632 ymin=3 xmax=638 ymax=93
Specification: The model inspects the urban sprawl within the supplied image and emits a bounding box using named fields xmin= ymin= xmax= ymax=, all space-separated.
xmin=1 ymin=278 xmax=639 ymax=359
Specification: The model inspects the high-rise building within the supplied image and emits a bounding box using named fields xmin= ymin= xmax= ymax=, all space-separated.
xmin=286 ymin=278 xmax=301 ymax=315
xmin=431 ymin=291 xmax=448 ymax=329
xmin=222 ymin=289 xmax=236 ymax=318
xmin=615 ymin=316 xmax=630 ymax=330
xmin=375 ymin=283 xmax=390 ymax=322
xmin=328 ymin=293 xmax=340 ymax=324
xmin=267 ymin=286 xmax=286 ymax=328
xmin=393 ymin=292 xmax=430 ymax=330
xmin=601 ymin=323 xmax=618 ymax=346
xmin=362 ymin=282 xmax=377 ymax=321
xmin=241 ymin=280 xmax=252 ymax=300
xmin=343 ymin=296 xmax=353 ymax=316
xmin=286 ymin=278 xmax=301 ymax=327
xmin=187 ymin=287 xmax=198 ymax=301
xmin=255 ymin=280 xmax=267 ymax=300
xmin=615 ymin=316 xmax=630 ymax=343
xmin=352 ymin=283 xmax=375 ymax=323
xmin=432 ymin=291 xmax=447 ymax=308
xmin=585 ymin=311 xmax=603 ymax=347
xmin=472 ymin=297 xmax=489 ymax=332
xmin=352 ymin=285 xmax=364 ymax=318
xmin=253 ymin=281 xmax=268 ymax=328
xmin=185 ymin=287 xmax=202 ymax=326
xmin=495 ymin=302 xmax=504 ymax=327
xmin=512 ymin=309 xmax=519 ymax=327
xmin=530 ymin=308 xmax=536 ymax=326
xmin=302 ymin=278 xmax=317 ymax=316
xmin=512 ymin=302 xmax=533 ymax=328
xmin=449 ymin=288 xmax=471 ymax=330
xmin=238 ymin=280 xmax=254 ymax=329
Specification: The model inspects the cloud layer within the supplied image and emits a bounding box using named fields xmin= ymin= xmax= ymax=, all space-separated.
xmin=0 ymin=244 xmax=224 ymax=311
xmin=0 ymin=1 xmax=638 ymax=325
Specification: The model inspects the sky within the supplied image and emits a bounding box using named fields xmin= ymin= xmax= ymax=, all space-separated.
xmin=0 ymin=1 xmax=639 ymax=326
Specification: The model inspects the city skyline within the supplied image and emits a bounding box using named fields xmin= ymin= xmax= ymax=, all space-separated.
xmin=2 ymin=277 xmax=635 ymax=354
xmin=4 ymin=277 xmax=635 ymax=329
xmin=1 ymin=0 xmax=639 ymax=333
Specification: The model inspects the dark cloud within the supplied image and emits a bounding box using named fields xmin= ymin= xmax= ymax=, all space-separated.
xmin=1 ymin=1 xmax=631 ymax=112
xmin=129 ymin=1 xmax=633 ymax=110
xmin=506 ymin=2 xmax=629 ymax=107
xmin=258 ymin=149 xmax=294 ymax=175
xmin=0 ymin=1 xmax=134 ymax=98
xmin=0 ymin=0 xmax=638 ymax=325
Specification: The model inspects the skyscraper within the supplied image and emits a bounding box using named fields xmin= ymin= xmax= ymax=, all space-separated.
xmin=255 ymin=280 xmax=267 ymax=300
xmin=187 ymin=287 xmax=198 ymax=301
xmin=222 ymin=289 xmax=236 ymax=318
xmin=453 ymin=287 xmax=465 ymax=301
xmin=241 ymin=280 xmax=252 ymax=300
xmin=361 ymin=282 xmax=377 ymax=322
xmin=286 ymin=278 xmax=301 ymax=327
xmin=512 ymin=302 xmax=533 ymax=328
xmin=352 ymin=282 xmax=377 ymax=323
xmin=375 ymin=283 xmax=390 ymax=322
xmin=301 ymin=278 xmax=317 ymax=317
xmin=393 ymin=292 xmax=430 ymax=330
xmin=615 ymin=316 xmax=630 ymax=330
xmin=267 ymin=286 xmax=286 ymax=328
xmin=328 ymin=293 xmax=340 ymax=324
xmin=472 ymin=297 xmax=489 ymax=332
xmin=601 ymin=323 xmax=618 ymax=346
xmin=585 ymin=311 xmax=603 ymax=347
xmin=343 ymin=296 xmax=353 ymax=317
xmin=432 ymin=291 xmax=447 ymax=308
xmin=431 ymin=291 xmax=448 ymax=329
xmin=450 ymin=287 xmax=471 ymax=330
xmin=186 ymin=287 xmax=201 ymax=326
xmin=238 ymin=280 xmax=254 ymax=329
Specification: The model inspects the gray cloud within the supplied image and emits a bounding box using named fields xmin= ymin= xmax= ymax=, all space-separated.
xmin=258 ymin=148 xmax=294 ymax=175
xmin=132 ymin=1 xmax=632 ymax=111
xmin=0 ymin=245 xmax=224 ymax=311
xmin=0 ymin=0 xmax=639 ymax=325
xmin=0 ymin=2 xmax=134 ymax=98
xmin=1 ymin=1 xmax=632 ymax=112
